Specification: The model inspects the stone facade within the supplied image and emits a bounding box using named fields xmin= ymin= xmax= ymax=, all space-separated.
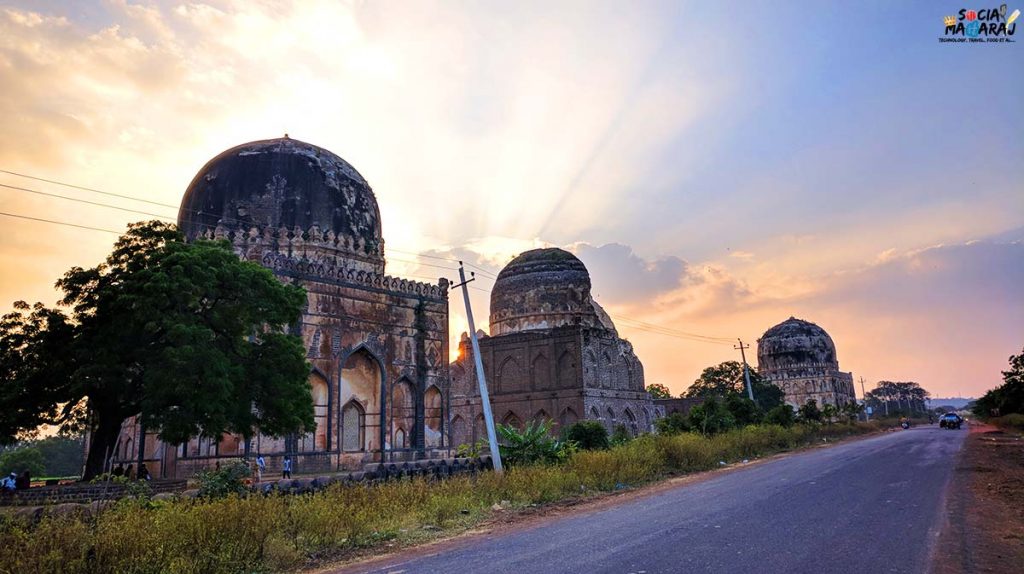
xmin=449 ymin=249 xmax=655 ymax=445
xmin=756 ymin=317 xmax=856 ymax=409
xmin=104 ymin=137 xmax=449 ymax=478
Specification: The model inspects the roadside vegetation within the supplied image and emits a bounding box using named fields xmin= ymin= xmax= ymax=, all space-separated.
xmin=972 ymin=345 xmax=1024 ymax=427
xmin=0 ymin=419 xmax=879 ymax=574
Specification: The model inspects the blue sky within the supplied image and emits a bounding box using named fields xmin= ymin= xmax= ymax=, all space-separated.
xmin=0 ymin=1 xmax=1020 ymax=397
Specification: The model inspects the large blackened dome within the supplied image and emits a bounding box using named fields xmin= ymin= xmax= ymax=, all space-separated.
xmin=757 ymin=317 xmax=838 ymax=371
xmin=177 ymin=137 xmax=382 ymax=256
xmin=489 ymin=248 xmax=615 ymax=336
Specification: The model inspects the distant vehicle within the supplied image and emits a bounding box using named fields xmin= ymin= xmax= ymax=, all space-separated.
xmin=939 ymin=413 xmax=962 ymax=429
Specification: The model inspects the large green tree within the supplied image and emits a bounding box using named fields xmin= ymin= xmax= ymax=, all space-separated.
xmin=973 ymin=346 xmax=1024 ymax=417
xmin=0 ymin=221 xmax=314 ymax=479
xmin=683 ymin=361 xmax=785 ymax=411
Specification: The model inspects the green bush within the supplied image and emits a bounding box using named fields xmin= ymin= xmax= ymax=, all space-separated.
xmin=610 ymin=424 xmax=632 ymax=446
xmin=654 ymin=412 xmax=690 ymax=435
xmin=689 ymin=397 xmax=736 ymax=435
xmin=991 ymin=413 xmax=1024 ymax=431
xmin=197 ymin=460 xmax=252 ymax=499
xmin=725 ymin=394 xmax=762 ymax=426
xmin=565 ymin=420 xmax=610 ymax=450
xmin=497 ymin=421 xmax=573 ymax=466
xmin=797 ymin=399 xmax=823 ymax=422
xmin=765 ymin=404 xmax=796 ymax=427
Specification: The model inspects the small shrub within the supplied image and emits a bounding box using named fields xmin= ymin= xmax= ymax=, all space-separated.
xmin=689 ymin=397 xmax=736 ymax=435
xmin=196 ymin=460 xmax=251 ymax=498
xmin=497 ymin=421 xmax=573 ymax=466
xmin=765 ymin=404 xmax=796 ymax=427
xmin=565 ymin=420 xmax=610 ymax=450
xmin=654 ymin=412 xmax=690 ymax=435
xmin=610 ymin=424 xmax=632 ymax=446
xmin=991 ymin=413 xmax=1024 ymax=431
xmin=797 ymin=399 xmax=823 ymax=423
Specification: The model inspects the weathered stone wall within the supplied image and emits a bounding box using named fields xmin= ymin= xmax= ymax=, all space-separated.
xmin=449 ymin=325 xmax=654 ymax=446
xmin=107 ymin=227 xmax=450 ymax=478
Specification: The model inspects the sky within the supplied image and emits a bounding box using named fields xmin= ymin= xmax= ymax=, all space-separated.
xmin=0 ymin=0 xmax=1021 ymax=400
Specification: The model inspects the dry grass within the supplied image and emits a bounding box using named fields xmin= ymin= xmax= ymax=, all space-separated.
xmin=0 ymin=422 xmax=877 ymax=574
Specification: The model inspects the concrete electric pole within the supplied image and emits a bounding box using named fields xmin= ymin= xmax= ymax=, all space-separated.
xmin=859 ymin=377 xmax=869 ymax=421
xmin=453 ymin=263 xmax=503 ymax=474
xmin=735 ymin=339 xmax=755 ymax=401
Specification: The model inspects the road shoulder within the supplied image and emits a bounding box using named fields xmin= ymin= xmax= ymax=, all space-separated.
xmin=932 ymin=424 xmax=1024 ymax=574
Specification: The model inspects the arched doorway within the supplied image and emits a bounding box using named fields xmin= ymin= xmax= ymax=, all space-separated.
xmin=391 ymin=377 xmax=415 ymax=450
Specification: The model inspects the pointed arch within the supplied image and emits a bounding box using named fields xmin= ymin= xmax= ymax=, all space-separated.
xmin=450 ymin=414 xmax=468 ymax=448
xmin=623 ymin=408 xmax=638 ymax=437
xmin=589 ymin=406 xmax=601 ymax=421
xmin=533 ymin=409 xmax=550 ymax=425
xmin=532 ymin=353 xmax=551 ymax=390
xmin=391 ymin=377 xmax=416 ymax=450
xmin=557 ymin=350 xmax=578 ymax=389
xmin=341 ymin=400 xmax=366 ymax=452
xmin=341 ymin=345 xmax=385 ymax=453
xmin=473 ymin=413 xmax=486 ymax=444
xmin=424 ymin=385 xmax=443 ymax=448
xmin=309 ymin=371 xmax=329 ymax=451
xmin=605 ymin=407 xmax=616 ymax=432
xmin=559 ymin=407 xmax=579 ymax=428
xmin=501 ymin=411 xmax=523 ymax=429
xmin=498 ymin=355 xmax=523 ymax=393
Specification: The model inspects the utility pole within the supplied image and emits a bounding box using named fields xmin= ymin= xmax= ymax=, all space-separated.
xmin=735 ymin=339 xmax=755 ymax=401
xmin=859 ymin=377 xmax=869 ymax=421
xmin=452 ymin=263 xmax=503 ymax=474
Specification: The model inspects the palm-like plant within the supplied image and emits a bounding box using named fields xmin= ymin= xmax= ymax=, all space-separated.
xmin=496 ymin=420 xmax=574 ymax=466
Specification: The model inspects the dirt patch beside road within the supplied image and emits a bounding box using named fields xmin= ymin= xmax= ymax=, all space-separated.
xmin=933 ymin=424 xmax=1024 ymax=573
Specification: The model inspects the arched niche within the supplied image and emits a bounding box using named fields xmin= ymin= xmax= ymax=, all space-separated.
xmin=341 ymin=347 xmax=384 ymax=452
xmin=424 ymin=385 xmax=443 ymax=448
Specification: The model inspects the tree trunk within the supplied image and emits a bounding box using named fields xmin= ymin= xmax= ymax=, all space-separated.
xmin=82 ymin=414 xmax=124 ymax=481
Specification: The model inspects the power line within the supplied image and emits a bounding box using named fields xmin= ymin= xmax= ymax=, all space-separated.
xmin=0 ymin=210 xmax=122 ymax=234
xmin=0 ymin=168 xmax=179 ymax=209
xmin=0 ymin=183 xmax=176 ymax=221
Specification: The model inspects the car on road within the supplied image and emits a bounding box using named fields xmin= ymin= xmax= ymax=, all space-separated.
xmin=939 ymin=413 xmax=963 ymax=429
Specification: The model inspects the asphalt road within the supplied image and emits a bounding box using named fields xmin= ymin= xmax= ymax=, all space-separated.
xmin=349 ymin=426 xmax=967 ymax=574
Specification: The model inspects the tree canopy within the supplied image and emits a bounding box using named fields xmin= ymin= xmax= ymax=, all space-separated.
xmin=973 ymin=346 xmax=1024 ymax=417
xmin=0 ymin=221 xmax=314 ymax=479
xmin=645 ymin=383 xmax=673 ymax=399
xmin=683 ymin=361 xmax=785 ymax=411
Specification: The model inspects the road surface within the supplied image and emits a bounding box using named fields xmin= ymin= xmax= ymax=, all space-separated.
xmin=347 ymin=426 xmax=966 ymax=574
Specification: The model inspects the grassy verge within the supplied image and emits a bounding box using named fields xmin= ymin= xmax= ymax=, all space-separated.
xmin=0 ymin=422 xmax=880 ymax=574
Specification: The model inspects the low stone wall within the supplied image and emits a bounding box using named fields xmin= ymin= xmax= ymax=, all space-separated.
xmin=0 ymin=479 xmax=188 ymax=507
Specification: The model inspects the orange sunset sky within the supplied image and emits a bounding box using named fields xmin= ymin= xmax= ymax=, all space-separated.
xmin=1 ymin=1 xmax=1021 ymax=400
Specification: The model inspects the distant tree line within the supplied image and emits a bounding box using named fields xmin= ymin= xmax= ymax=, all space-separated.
xmin=864 ymin=381 xmax=929 ymax=415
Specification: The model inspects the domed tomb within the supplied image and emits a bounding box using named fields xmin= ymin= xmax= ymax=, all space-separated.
xmin=757 ymin=317 xmax=838 ymax=371
xmin=178 ymin=137 xmax=384 ymax=272
xmin=489 ymin=248 xmax=615 ymax=336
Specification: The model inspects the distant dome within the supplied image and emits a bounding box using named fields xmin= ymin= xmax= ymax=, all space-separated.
xmin=489 ymin=248 xmax=615 ymax=336
xmin=757 ymin=317 xmax=838 ymax=371
xmin=177 ymin=137 xmax=383 ymax=259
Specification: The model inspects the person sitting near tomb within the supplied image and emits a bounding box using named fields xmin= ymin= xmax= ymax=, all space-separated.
xmin=137 ymin=463 xmax=152 ymax=481
xmin=0 ymin=473 xmax=16 ymax=493
xmin=112 ymin=464 xmax=124 ymax=477
xmin=15 ymin=470 xmax=31 ymax=490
